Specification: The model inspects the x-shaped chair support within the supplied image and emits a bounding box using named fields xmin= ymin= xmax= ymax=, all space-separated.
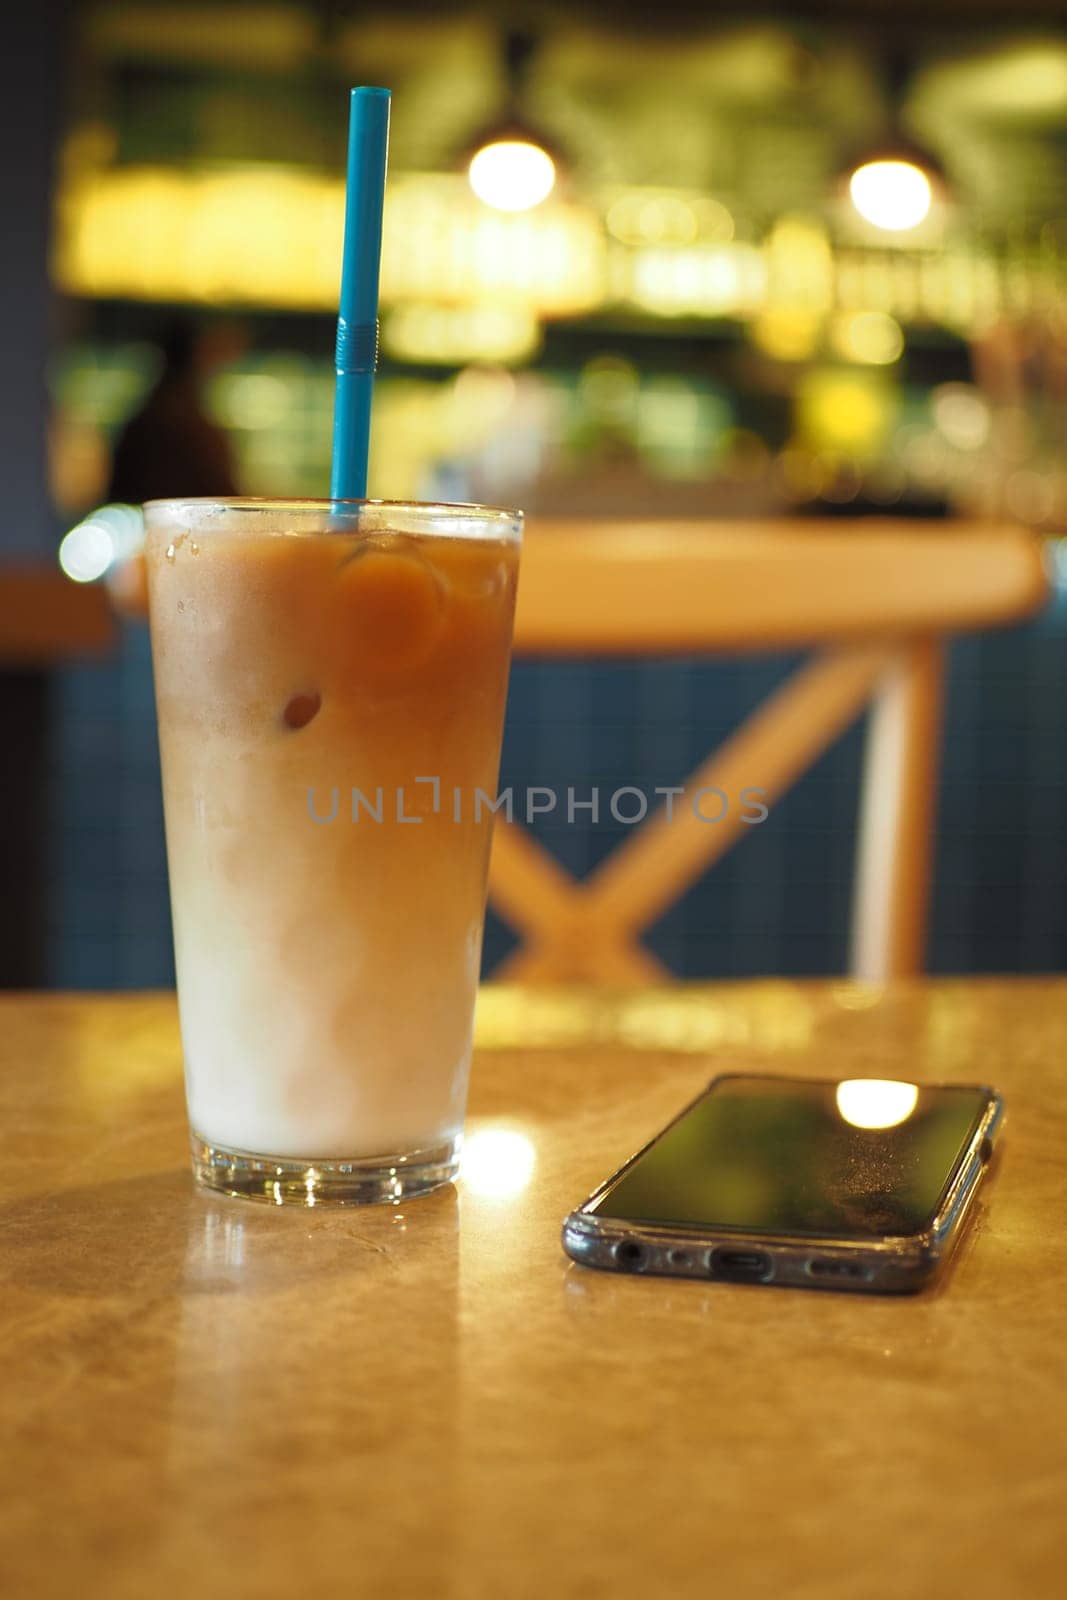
xmin=487 ymin=644 xmax=909 ymax=982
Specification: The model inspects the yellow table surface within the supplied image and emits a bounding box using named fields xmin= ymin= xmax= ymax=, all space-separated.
xmin=2 ymin=980 xmax=1065 ymax=1600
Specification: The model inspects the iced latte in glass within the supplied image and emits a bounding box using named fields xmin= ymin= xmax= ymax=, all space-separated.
xmin=145 ymin=499 xmax=521 ymax=1204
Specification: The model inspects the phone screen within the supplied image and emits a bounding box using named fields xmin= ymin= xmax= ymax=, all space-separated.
xmin=589 ymin=1076 xmax=992 ymax=1238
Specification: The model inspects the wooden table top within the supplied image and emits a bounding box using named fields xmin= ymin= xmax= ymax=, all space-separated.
xmin=3 ymin=980 xmax=1065 ymax=1600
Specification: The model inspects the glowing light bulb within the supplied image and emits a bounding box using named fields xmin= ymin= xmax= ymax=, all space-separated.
xmin=849 ymin=160 xmax=932 ymax=232
xmin=59 ymin=517 xmax=117 ymax=582
xmin=832 ymin=311 xmax=905 ymax=366
xmin=58 ymin=503 xmax=145 ymax=583
xmin=468 ymin=140 xmax=555 ymax=212
xmin=835 ymin=1079 xmax=920 ymax=1130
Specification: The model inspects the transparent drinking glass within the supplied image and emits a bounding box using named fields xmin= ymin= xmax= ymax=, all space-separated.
xmin=144 ymin=498 xmax=521 ymax=1205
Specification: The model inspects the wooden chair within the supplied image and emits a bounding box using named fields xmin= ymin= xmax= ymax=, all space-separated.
xmin=0 ymin=567 xmax=114 ymax=666
xmin=489 ymin=519 xmax=1050 ymax=984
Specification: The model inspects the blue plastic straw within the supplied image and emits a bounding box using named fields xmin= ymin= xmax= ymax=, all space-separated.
xmin=330 ymin=86 xmax=391 ymax=501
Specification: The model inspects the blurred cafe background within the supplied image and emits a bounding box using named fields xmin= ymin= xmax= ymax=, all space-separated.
xmin=3 ymin=0 xmax=1067 ymax=988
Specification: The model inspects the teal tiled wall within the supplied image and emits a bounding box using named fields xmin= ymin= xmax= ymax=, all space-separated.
xmin=46 ymin=592 xmax=1067 ymax=985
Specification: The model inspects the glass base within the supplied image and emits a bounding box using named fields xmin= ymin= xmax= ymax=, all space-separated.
xmin=189 ymin=1131 xmax=460 ymax=1207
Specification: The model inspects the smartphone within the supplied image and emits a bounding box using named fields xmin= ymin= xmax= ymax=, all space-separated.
xmin=562 ymin=1074 xmax=1002 ymax=1294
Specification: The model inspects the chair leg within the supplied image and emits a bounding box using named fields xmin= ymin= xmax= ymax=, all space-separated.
xmin=496 ymin=929 xmax=668 ymax=984
xmin=850 ymin=639 xmax=945 ymax=982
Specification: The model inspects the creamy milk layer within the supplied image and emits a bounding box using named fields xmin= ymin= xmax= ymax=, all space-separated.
xmin=147 ymin=520 xmax=518 ymax=1158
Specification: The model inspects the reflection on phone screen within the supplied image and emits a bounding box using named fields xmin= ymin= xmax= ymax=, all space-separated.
xmin=591 ymin=1078 xmax=989 ymax=1237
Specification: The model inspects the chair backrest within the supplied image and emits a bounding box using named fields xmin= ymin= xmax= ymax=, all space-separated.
xmin=0 ymin=567 xmax=114 ymax=666
xmin=488 ymin=519 xmax=1049 ymax=983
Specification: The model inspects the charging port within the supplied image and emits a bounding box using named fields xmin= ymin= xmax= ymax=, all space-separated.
xmin=709 ymin=1247 xmax=773 ymax=1283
